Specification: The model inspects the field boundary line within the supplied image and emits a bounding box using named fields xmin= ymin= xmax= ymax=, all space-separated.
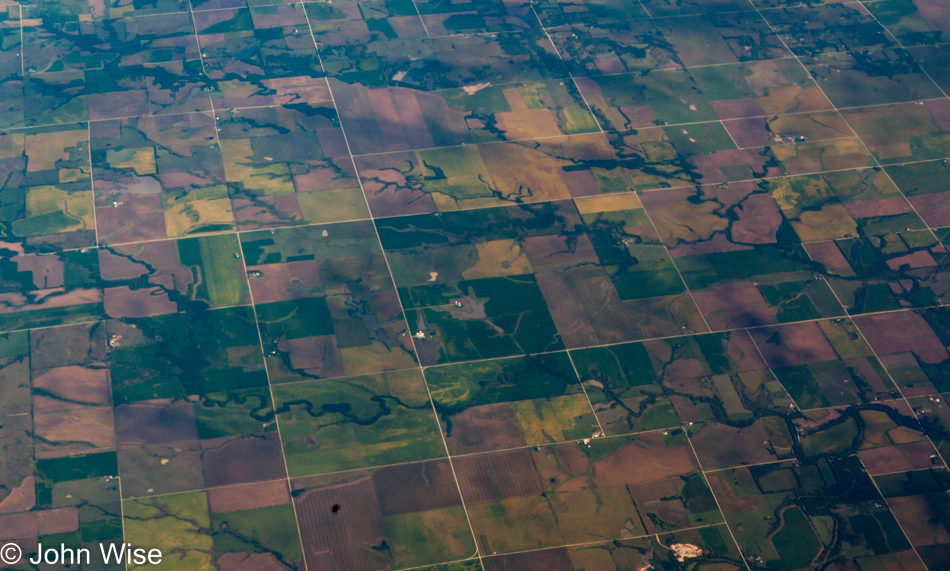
xmin=302 ymin=5 xmax=485 ymax=566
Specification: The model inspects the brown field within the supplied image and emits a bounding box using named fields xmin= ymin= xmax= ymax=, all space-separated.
xmin=774 ymin=138 xmax=874 ymax=175
xmin=626 ymin=476 xmax=681 ymax=507
xmin=525 ymin=233 xmax=700 ymax=345
xmin=750 ymin=321 xmax=839 ymax=367
xmin=286 ymin=335 xmax=343 ymax=377
xmin=33 ymin=406 xmax=115 ymax=459
xmin=298 ymin=188 xmax=369 ymax=225
xmin=359 ymin=180 xmax=437 ymax=217
xmin=554 ymin=446 xmax=589 ymax=477
xmin=618 ymin=104 xmax=658 ymax=129
xmin=264 ymin=76 xmax=332 ymax=106
xmin=789 ymin=203 xmax=858 ymax=242
xmin=665 ymin=375 xmax=707 ymax=398
xmin=731 ymin=191 xmax=784 ymax=245
xmin=456 ymin=449 xmax=543 ymax=504
xmin=201 ymin=433 xmax=287 ymax=487
xmin=842 ymin=196 xmax=914 ymax=220
xmin=754 ymin=85 xmax=832 ymax=116
xmin=454 ymin=455 xmax=501 ymax=504
xmin=337 ymin=337 xmax=417 ymax=377
xmin=114 ymin=239 xmax=193 ymax=292
xmin=855 ymin=312 xmax=949 ymax=364
xmin=220 ymin=139 xmax=294 ymax=195
xmin=725 ymin=111 xmax=854 ymax=150
xmin=539 ymin=461 xmax=590 ymax=495
xmin=214 ymin=76 xmax=331 ymax=109
xmin=592 ymin=436 xmax=697 ymax=486
xmin=146 ymin=67 xmax=212 ymax=115
xmin=691 ymin=283 xmax=778 ymax=330
xmin=293 ymin=472 xmax=389 ymax=571
xmin=163 ymin=194 xmax=235 ymax=237
xmin=495 ymin=90 xmax=562 ymax=140
xmin=104 ymin=285 xmax=178 ymax=318
xmin=491 ymin=449 xmax=545 ymax=499
xmin=483 ymin=547 xmax=574 ymax=571
xmin=848 ymin=358 xmax=892 ymax=394
xmin=353 ymin=151 xmax=436 ymax=213
xmin=671 ymin=396 xmax=702 ymax=423
xmin=901 ymin=440 xmax=940 ymax=467
xmin=887 ymin=495 xmax=950 ymax=547
xmin=479 ymin=144 xmax=575 ymax=205
xmin=723 ymin=117 xmax=772 ymax=148
xmin=928 ymin=97 xmax=950 ymax=129
xmin=30 ymin=322 xmax=107 ymax=369
xmin=690 ymin=421 xmax=778 ymax=469
xmin=727 ymin=330 xmax=770 ymax=372
xmin=639 ymin=187 xmax=732 ymax=249
xmin=332 ymin=80 xmax=470 ymax=155
xmin=0 ymin=507 xmax=79 ymax=540
xmin=231 ymin=193 xmax=305 ymax=231
xmin=387 ymin=15 xmax=427 ymax=37
xmin=114 ymin=399 xmax=199 ymax=445
xmin=885 ymin=250 xmax=938 ymax=271
xmin=560 ymin=169 xmax=602 ymax=198
xmin=314 ymin=129 xmax=349 ymax=161
xmin=881 ymin=355 xmax=939 ymax=396
xmin=805 ymin=241 xmax=856 ymax=277
xmin=0 ymin=476 xmax=35 ymax=515
xmin=117 ymin=441 xmax=205 ymax=497
xmin=908 ymin=190 xmax=950 ymax=228
xmin=842 ymin=101 xmax=945 ymax=162
xmin=98 ymin=249 xmax=149 ymax=280
xmin=882 ymin=549 xmax=936 ymax=570
xmin=208 ymin=480 xmax=291 ymax=513
xmin=574 ymin=192 xmax=644 ymax=215
xmin=691 ymin=149 xmax=777 ymax=185
xmin=858 ymin=446 xmax=916 ymax=475
xmin=629 ymin=470 xmax=683 ymax=498
xmin=115 ymin=240 xmax=182 ymax=274
xmin=666 ymin=233 xmax=749 ymax=258
xmin=213 ymin=80 xmax=267 ymax=110
xmin=522 ymin=232 xmax=597 ymax=270
xmin=32 ymin=366 xmax=110 ymax=409
xmin=158 ymin=171 xmax=219 ymax=190
xmin=710 ymin=98 xmax=766 ymax=120
xmin=372 ymin=459 xmax=461 ymax=516
xmin=631 ymin=481 xmax=693 ymax=533
xmin=446 ymin=402 xmax=527 ymax=455
xmin=95 ymin=194 xmax=167 ymax=244
xmin=143 ymin=112 xmax=218 ymax=156
xmin=262 ymin=76 xmax=330 ymax=105
xmin=25 ymin=130 xmax=86 ymax=172
xmin=245 ymin=259 xmax=324 ymax=304
xmin=535 ymin=262 xmax=692 ymax=346
xmin=706 ymin=470 xmax=766 ymax=514
xmin=420 ymin=13 xmax=477 ymax=37
xmin=13 ymin=253 xmax=65 ymax=289
xmin=0 ymin=287 xmax=101 ymax=315
xmin=86 ymin=90 xmax=150 ymax=120
xmin=657 ymin=357 xmax=705 ymax=388
xmin=247 ymin=3 xmax=306 ymax=29
xmin=771 ymin=111 xmax=854 ymax=140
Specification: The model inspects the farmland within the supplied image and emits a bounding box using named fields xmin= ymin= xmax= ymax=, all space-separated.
xmin=0 ymin=0 xmax=949 ymax=569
